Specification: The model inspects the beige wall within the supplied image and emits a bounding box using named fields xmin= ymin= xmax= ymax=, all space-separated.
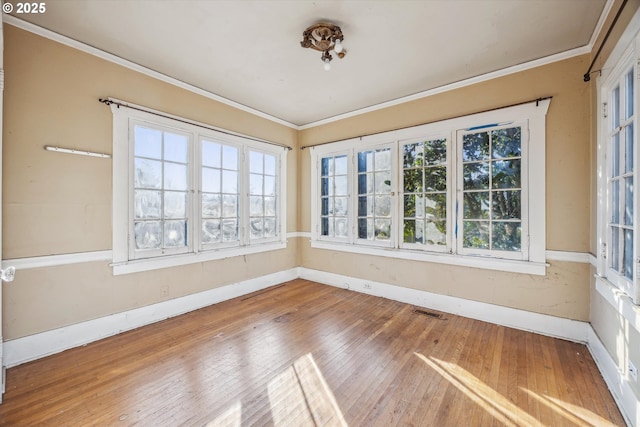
xmin=299 ymin=55 xmax=592 ymax=320
xmin=2 ymin=25 xmax=299 ymax=339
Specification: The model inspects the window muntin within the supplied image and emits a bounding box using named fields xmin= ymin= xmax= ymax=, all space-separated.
xmin=357 ymin=146 xmax=393 ymax=244
xmin=607 ymin=66 xmax=635 ymax=286
xmin=459 ymin=125 xmax=524 ymax=258
xmin=320 ymin=154 xmax=350 ymax=240
xmin=401 ymin=137 xmax=449 ymax=251
xmin=249 ymin=150 xmax=279 ymax=241
xmin=132 ymin=124 xmax=192 ymax=258
xmin=201 ymin=139 xmax=240 ymax=249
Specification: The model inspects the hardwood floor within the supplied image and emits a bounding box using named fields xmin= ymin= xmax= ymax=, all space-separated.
xmin=0 ymin=279 xmax=625 ymax=426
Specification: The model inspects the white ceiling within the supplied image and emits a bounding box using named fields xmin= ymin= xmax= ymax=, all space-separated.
xmin=11 ymin=0 xmax=608 ymax=127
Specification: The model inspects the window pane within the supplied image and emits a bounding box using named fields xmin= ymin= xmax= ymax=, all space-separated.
xmin=202 ymin=141 xmax=221 ymax=168
xmin=424 ymin=166 xmax=446 ymax=191
xmin=463 ymin=192 xmax=490 ymax=219
xmin=375 ymin=149 xmax=391 ymax=170
xmin=493 ymin=222 xmax=521 ymax=251
xmin=334 ymin=218 xmax=348 ymax=238
xmin=425 ymin=220 xmax=446 ymax=245
xmin=202 ymin=194 xmax=221 ymax=218
xmin=164 ymin=163 xmax=187 ymax=191
xmin=334 ymin=155 xmax=347 ymax=175
xmin=222 ymin=195 xmax=237 ymax=217
xmin=222 ymin=170 xmax=238 ymax=193
xmin=425 ymin=139 xmax=447 ymax=165
xmin=403 ymin=168 xmax=423 ymax=193
xmin=321 ymin=217 xmax=329 ymax=236
xmin=404 ymin=195 xmax=416 ymax=218
xmin=164 ymin=220 xmax=186 ymax=248
xmin=264 ymin=218 xmax=277 ymax=238
xmin=134 ymin=126 xmax=162 ymax=159
xmin=424 ymin=193 xmax=447 ymax=220
xmin=202 ymin=168 xmax=221 ymax=193
xmin=613 ymin=86 xmax=620 ymax=129
xmin=221 ymin=219 xmax=238 ymax=241
xmin=404 ymin=219 xmax=418 ymax=243
xmin=249 ymin=218 xmax=263 ymax=239
xmin=625 ymin=177 xmax=634 ymax=226
xmin=134 ymin=190 xmax=161 ymax=219
xmin=612 ymin=134 xmax=620 ymax=177
xmin=626 ymin=124 xmax=634 ymax=173
xmin=403 ymin=143 xmax=423 ymax=168
xmin=612 ymin=180 xmax=620 ymax=224
xmin=134 ymin=158 xmax=162 ymax=189
xmin=626 ymin=70 xmax=634 ymax=119
xmin=250 ymin=151 xmax=263 ymax=174
xmin=463 ymin=162 xmax=490 ymax=190
xmin=374 ymin=195 xmax=391 ymax=217
xmin=374 ymin=219 xmax=391 ymax=240
xmin=164 ymin=191 xmax=187 ymax=219
xmin=250 ymin=196 xmax=263 ymax=216
xmin=321 ymin=158 xmax=330 ymax=176
xmin=610 ymin=226 xmax=620 ymax=271
xmin=624 ymin=229 xmax=634 ymax=279
xmin=164 ymin=133 xmax=188 ymax=163
xmin=358 ymin=151 xmax=374 ymax=172
xmin=492 ymin=190 xmax=521 ymax=219
xmin=223 ymin=145 xmax=238 ymax=170
xmin=334 ymin=176 xmax=348 ymax=196
xmin=264 ymin=154 xmax=277 ymax=176
xmin=264 ymin=176 xmax=276 ymax=196
xmin=321 ymin=177 xmax=329 ymax=197
xmin=202 ymin=219 xmax=221 ymax=244
xmin=134 ymin=221 xmax=162 ymax=249
xmin=250 ymin=173 xmax=263 ymax=195
xmin=492 ymin=128 xmax=521 ymax=159
xmin=374 ymin=171 xmax=391 ymax=193
xmin=463 ymin=221 xmax=489 ymax=249
xmin=321 ymin=197 xmax=329 ymax=215
xmin=334 ymin=197 xmax=348 ymax=216
xmin=492 ymin=160 xmax=521 ymax=189
xmin=264 ymin=197 xmax=276 ymax=216
xmin=462 ymin=133 xmax=490 ymax=161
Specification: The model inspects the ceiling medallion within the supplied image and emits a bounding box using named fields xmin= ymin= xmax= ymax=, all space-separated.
xmin=300 ymin=22 xmax=346 ymax=71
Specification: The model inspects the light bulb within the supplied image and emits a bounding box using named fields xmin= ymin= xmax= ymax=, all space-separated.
xmin=334 ymin=40 xmax=343 ymax=54
xmin=323 ymin=59 xmax=331 ymax=71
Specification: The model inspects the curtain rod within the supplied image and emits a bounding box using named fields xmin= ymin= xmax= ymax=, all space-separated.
xmin=584 ymin=0 xmax=628 ymax=82
xmin=300 ymin=96 xmax=552 ymax=150
xmin=98 ymin=98 xmax=293 ymax=151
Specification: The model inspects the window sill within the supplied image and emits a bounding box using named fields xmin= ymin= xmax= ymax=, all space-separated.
xmin=310 ymin=240 xmax=547 ymax=275
xmin=112 ymin=241 xmax=287 ymax=275
xmin=594 ymin=275 xmax=640 ymax=334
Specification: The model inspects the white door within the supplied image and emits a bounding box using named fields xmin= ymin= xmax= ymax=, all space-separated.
xmin=0 ymin=13 xmax=16 ymax=403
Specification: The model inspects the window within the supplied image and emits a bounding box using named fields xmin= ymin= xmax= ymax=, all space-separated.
xmin=111 ymin=103 xmax=287 ymax=275
xmin=598 ymin=43 xmax=639 ymax=304
xmin=310 ymin=100 xmax=549 ymax=275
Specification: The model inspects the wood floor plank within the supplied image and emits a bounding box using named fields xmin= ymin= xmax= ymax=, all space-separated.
xmin=0 ymin=279 xmax=626 ymax=426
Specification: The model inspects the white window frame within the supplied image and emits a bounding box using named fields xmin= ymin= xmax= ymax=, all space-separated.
xmin=597 ymin=38 xmax=640 ymax=305
xmin=310 ymin=100 xmax=549 ymax=275
xmin=111 ymin=101 xmax=287 ymax=275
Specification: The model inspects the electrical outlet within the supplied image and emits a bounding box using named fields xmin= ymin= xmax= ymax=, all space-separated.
xmin=363 ymin=283 xmax=372 ymax=290
xmin=629 ymin=361 xmax=638 ymax=382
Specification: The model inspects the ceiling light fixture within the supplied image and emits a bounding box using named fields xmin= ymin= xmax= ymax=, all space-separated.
xmin=300 ymin=22 xmax=346 ymax=71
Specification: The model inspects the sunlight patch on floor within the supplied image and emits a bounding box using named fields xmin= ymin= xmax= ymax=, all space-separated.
xmin=522 ymin=388 xmax=618 ymax=427
xmin=205 ymin=401 xmax=242 ymax=427
xmin=416 ymin=352 xmax=539 ymax=426
xmin=268 ymin=353 xmax=348 ymax=426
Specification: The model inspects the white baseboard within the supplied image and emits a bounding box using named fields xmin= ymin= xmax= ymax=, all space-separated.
xmin=298 ymin=267 xmax=589 ymax=343
xmin=4 ymin=268 xmax=299 ymax=367
xmin=587 ymin=326 xmax=638 ymax=427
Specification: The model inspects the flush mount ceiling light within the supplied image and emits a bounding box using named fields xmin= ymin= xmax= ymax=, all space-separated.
xmin=300 ymin=22 xmax=346 ymax=71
